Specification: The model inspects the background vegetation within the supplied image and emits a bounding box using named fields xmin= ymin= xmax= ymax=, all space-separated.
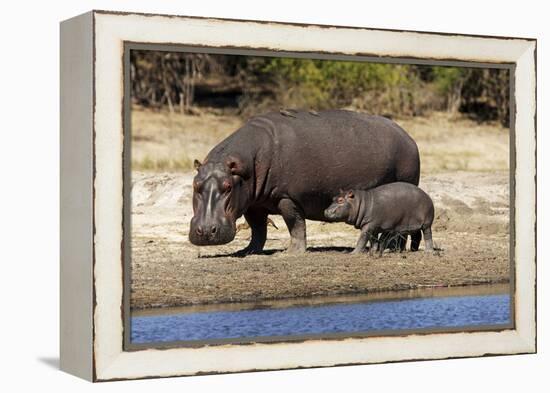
xmin=131 ymin=50 xmax=510 ymax=126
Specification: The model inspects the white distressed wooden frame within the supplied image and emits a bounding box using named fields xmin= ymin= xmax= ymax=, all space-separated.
xmin=60 ymin=10 xmax=536 ymax=382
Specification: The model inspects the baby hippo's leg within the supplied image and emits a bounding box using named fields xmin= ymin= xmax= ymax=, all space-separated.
xmin=351 ymin=230 xmax=369 ymax=254
xmin=423 ymin=226 xmax=434 ymax=252
xmin=371 ymin=232 xmax=383 ymax=256
xmin=371 ymin=234 xmax=380 ymax=253
xmin=399 ymin=234 xmax=407 ymax=252
xmin=377 ymin=232 xmax=386 ymax=252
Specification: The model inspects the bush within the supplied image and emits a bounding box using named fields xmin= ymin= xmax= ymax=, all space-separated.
xmin=130 ymin=51 xmax=510 ymax=125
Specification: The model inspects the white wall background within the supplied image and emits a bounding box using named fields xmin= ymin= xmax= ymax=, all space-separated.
xmin=0 ymin=0 xmax=546 ymax=391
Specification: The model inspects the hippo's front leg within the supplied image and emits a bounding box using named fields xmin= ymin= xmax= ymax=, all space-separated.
xmin=235 ymin=208 xmax=268 ymax=256
xmin=278 ymin=198 xmax=307 ymax=253
xmin=351 ymin=230 xmax=369 ymax=254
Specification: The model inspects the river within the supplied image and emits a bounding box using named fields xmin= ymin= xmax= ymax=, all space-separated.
xmin=131 ymin=284 xmax=511 ymax=345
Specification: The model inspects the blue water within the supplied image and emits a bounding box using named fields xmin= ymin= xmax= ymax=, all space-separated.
xmin=131 ymin=294 xmax=510 ymax=344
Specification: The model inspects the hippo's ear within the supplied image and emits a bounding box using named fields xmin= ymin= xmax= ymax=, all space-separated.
xmin=347 ymin=190 xmax=354 ymax=199
xmin=226 ymin=155 xmax=250 ymax=178
xmin=193 ymin=159 xmax=202 ymax=171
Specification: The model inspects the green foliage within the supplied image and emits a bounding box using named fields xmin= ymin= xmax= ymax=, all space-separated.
xmin=432 ymin=67 xmax=468 ymax=94
xmin=131 ymin=51 xmax=510 ymax=125
xmin=255 ymin=58 xmax=420 ymax=110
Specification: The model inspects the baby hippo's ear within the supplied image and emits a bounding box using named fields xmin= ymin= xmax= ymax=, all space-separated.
xmin=347 ymin=190 xmax=354 ymax=199
xmin=193 ymin=159 xmax=202 ymax=171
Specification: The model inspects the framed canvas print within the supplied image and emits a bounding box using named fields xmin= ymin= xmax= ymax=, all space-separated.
xmin=60 ymin=10 xmax=537 ymax=381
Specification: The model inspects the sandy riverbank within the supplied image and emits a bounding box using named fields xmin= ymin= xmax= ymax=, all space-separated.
xmin=130 ymin=170 xmax=510 ymax=309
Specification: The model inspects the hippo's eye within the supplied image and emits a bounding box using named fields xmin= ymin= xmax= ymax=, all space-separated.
xmin=193 ymin=181 xmax=202 ymax=192
xmin=337 ymin=197 xmax=345 ymax=204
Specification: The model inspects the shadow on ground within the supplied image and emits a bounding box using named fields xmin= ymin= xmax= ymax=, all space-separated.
xmin=37 ymin=357 xmax=59 ymax=370
xmin=200 ymin=246 xmax=355 ymax=258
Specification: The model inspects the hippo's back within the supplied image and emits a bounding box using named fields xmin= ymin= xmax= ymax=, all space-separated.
xmin=209 ymin=109 xmax=421 ymax=221
xmin=253 ymin=110 xmax=419 ymax=216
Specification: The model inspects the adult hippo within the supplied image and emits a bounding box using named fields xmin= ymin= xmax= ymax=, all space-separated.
xmin=189 ymin=109 xmax=420 ymax=254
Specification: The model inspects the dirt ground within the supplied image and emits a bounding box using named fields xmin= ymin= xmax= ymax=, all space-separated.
xmin=130 ymin=108 xmax=510 ymax=310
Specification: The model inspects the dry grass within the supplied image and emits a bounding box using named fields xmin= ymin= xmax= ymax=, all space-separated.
xmin=131 ymin=107 xmax=509 ymax=174
xmin=131 ymin=107 xmax=242 ymax=171
xmin=398 ymin=112 xmax=509 ymax=174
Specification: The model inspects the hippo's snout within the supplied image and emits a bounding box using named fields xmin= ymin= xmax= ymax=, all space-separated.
xmin=324 ymin=200 xmax=351 ymax=223
xmin=324 ymin=206 xmax=338 ymax=221
xmin=195 ymin=223 xmax=219 ymax=236
xmin=189 ymin=217 xmax=236 ymax=246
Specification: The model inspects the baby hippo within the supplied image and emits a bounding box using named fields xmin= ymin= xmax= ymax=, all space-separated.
xmin=324 ymin=182 xmax=434 ymax=254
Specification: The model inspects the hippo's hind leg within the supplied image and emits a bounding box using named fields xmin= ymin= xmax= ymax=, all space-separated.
xmin=278 ymin=198 xmax=307 ymax=253
xmin=410 ymin=230 xmax=422 ymax=251
xmin=235 ymin=208 xmax=268 ymax=255
xmin=422 ymin=226 xmax=434 ymax=252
